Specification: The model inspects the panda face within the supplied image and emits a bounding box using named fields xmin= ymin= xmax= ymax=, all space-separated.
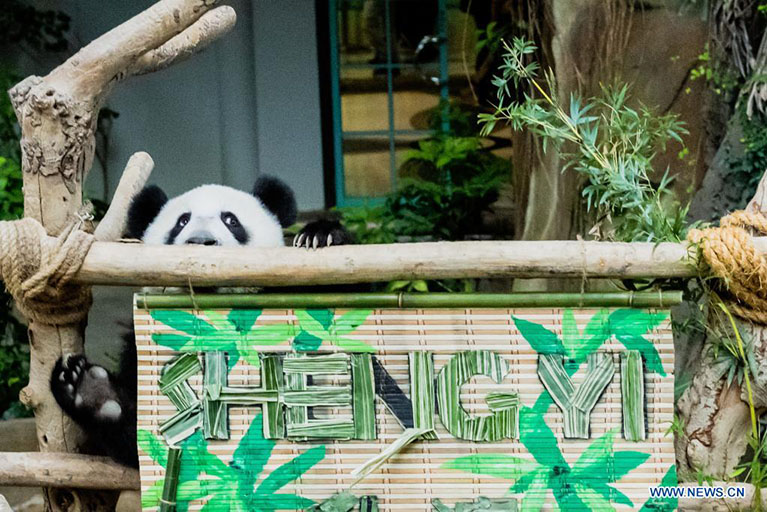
xmin=142 ymin=184 xmax=286 ymax=247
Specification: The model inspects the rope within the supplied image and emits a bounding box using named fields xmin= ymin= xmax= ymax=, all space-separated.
xmin=688 ymin=210 xmax=767 ymax=324
xmin=0 ymin=217 xmax=94 ymax=325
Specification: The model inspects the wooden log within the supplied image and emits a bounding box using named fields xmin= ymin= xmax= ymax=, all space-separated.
xmin=0 ymin=453 xmax=139 ymax=491
xmin=67 ymin=238 xmax=767 ymax=286
xmin=7 ymin=1 xmax=235 ymax=509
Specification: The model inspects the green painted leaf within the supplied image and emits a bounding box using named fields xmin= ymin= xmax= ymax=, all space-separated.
xmin=256 ymin=444 xmax=326 ymax=495
xmin=612 ymin=451 xmax=651 ymax=480
xmin=609 ymin=309 xmax=667 ymax=376
xmin=152 ymin=333 xmax=192 ymax=351
xmin=308 ymin=309 xmax=334 ymax=329
xmin=576 ymin=309 xmax=610 ymax=363
xmin=137 ymin=428 xmax=168 ymax=467
xmin=519 ymin=407 xmax=568 ymax=469
xmin=442 ymin=453 xmax=541 ymax=480
xmin=572 ymin=483 xmax=616 ymax=511
xmin=228 ymin=309 xmax=262 ymax=333
xmin=152 ymin=310 xmax=216 ymax=336
xmin=560 ymin=309 xmax=579 ymax=360
xmin=572 ymin=430 xmax=615 ymax=474
xmin=141 ymin=479 xmax=164 ymax=508
xmin=333 ymin=309 xmax=373 ymax=335
xmin=584 ymin=481 xmax=633 ymax=508
xmin=519 ymin=469 xmax=548 ymax=512
xmin=334 ymin=336 xmax=376 ymax=352
xmin=293 ymin=330 xmax=323 ymax=351
xmin=232 ymin=413 xmax=274 ymax=480
xmin=514 ymin=317 xmax=565 ymax=355
xmin=256 ymin=494 xmax=316 ymax=510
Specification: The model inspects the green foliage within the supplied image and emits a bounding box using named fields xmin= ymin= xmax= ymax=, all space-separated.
xmin=727 ymin=105 xmax=767 ymax=207
xmin=689 ymin=44 xmax=741 ymax=96
xmin=139 ymin=413 xmax=325 ymax=511
xmin=341 ymin=128 xmax=508 ymax=292
xmin=481 ymin=38 xmax=694 ymax=243
xmin=0 ymin=0 xmax=70 ymax=53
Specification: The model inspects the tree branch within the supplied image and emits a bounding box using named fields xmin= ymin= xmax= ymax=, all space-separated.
xmin=94 ymin=152 xmax=154 ymax=242
xmin=44 ymin=0 xmax=224 ymax=97
xmin=0 ymin=452 xmax=139 ymax=490
xmin=128 ymin=6 xmax=236 ymax=77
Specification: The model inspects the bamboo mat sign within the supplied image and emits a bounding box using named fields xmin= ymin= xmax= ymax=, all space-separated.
xmin=134 ymin=296 xmax=677 ymax=511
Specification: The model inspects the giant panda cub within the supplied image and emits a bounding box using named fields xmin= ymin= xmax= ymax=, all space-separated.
xmin=50 ymin=176 xmax=351 ymax=467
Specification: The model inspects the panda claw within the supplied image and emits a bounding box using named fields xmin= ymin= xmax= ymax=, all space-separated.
xmin=312 ymin=235 xmax=319 ymax=250
xmin=327 ymin=234 xmax=333 ymax=247
xmin=295 ymin=233 xmax=305 ymax=248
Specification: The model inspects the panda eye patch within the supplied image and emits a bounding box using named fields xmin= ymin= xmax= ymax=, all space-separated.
xmin=176 ymin=213 xmax=191 ymax=227
xmin=221 ymin=212 xmax=240 ymax=228
xmin=221 ymin=212 xmax=249 ymax=244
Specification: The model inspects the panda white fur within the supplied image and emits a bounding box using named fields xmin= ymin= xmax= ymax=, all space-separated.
xmin=50 ymin=175 xmax=351 ymax=467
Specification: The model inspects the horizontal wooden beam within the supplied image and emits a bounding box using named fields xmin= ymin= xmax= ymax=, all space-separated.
xmin=0 ymin=452 xmax=139 ymax=490
xmin=66 ymin=238 xmax=767 ymax=286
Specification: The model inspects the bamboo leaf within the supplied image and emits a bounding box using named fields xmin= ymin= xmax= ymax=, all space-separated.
xmin=256 ymin=444 xmax=326 ymax=495
xmin=352 ymin=353 xmax=376 ymax=440
xmin=141 ymin=479 xmax=165 ymax=509
xmin=538 ymin=353 xmax=615 ymax=438
xmin=159 ymin=447 xmax=182 ymax=512
xmin=409 ymin=352 xmax=436 ymax=439
xmin=513 ymin=316 xmax=565 ymax=355
xmin=307 ymin=492 xmax=359 ymax=512
xmin=575 ymin=309 xmax=611 ymax=363
xmin=436 ymin=351 xmax=514 ymax=441
xmin=621 ymin=350 xmax=646 ymax=441
xmin=442 ymin=453 xmax=541 ymax=480
xmin=283 ymin=353 xmax=349 ymax=374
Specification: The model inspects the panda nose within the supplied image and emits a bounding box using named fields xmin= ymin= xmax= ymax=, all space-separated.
xmin=185 ymin=235 xmax=220 ymax=246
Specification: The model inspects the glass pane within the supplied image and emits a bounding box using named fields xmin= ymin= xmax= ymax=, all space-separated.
xmin=393 ymin=89 xmax=440 ymax=131
xmin=340 ymin=92 xmax=389 ymax=132
xmin=342 ymin=137 xmax=392 ymax=198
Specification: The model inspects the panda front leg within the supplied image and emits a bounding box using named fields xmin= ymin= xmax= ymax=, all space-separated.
xmin=50 ymin=354 xmax=125 ymax=429
xmin=293 ymin=219 xmax=354 ymax=249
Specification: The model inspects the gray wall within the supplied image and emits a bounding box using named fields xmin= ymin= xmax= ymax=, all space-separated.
xmin=68 ymin=0 xmax=326 ymax=210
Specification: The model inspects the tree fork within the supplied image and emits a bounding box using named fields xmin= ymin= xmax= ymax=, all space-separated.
xmin=7 ymin=1 xmax=235 ymax=510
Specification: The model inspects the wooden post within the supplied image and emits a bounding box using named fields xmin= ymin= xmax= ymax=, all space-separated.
xmin=676 ymin=170 xmax=767 ymax=480
xmin=7 ymin=2 xmax=235 ymax=510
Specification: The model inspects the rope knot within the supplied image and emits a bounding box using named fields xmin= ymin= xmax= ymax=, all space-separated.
xmin=0 ymin=217 xmax=94 ymax=325
xmin=687 ymin=210 xmax=767 ymax=324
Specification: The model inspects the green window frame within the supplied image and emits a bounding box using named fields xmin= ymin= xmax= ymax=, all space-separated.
xmin=328 ymin=0 xmax=451 ymax=207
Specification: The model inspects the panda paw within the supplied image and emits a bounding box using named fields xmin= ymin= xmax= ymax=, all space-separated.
xmin=51 ymin=354 xmax=123 ymax=424
xmin=293 ymin=219 xmax=353 ymax=249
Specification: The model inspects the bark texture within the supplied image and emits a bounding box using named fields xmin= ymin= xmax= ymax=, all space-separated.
xmin=7 ymin=2 xmax=235 ymax=510
xmin=676 ymin=171 xmax=767 ymax=484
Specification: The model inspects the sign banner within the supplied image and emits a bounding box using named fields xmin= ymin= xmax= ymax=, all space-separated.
xmin=134 ymin=298 xmax=676 ymax=511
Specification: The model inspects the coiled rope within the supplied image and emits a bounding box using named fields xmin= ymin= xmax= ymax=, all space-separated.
xmin=688 ymin=210 xmax=767 ymax=324
xmin=0 ymin=217 xmax=94 ymax=325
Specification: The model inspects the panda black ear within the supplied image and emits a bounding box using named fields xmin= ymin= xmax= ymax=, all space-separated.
xmin=252 ymin=175 xmax=297 ymax=228
xmin=124 ymin=185 xmax=168 ymax=240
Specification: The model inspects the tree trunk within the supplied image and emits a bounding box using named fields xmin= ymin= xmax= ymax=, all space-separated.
xmin=676 ymin=171 xmax=767 ymax=482
xmin=7 ymin=2 xmax=236 ymax=510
